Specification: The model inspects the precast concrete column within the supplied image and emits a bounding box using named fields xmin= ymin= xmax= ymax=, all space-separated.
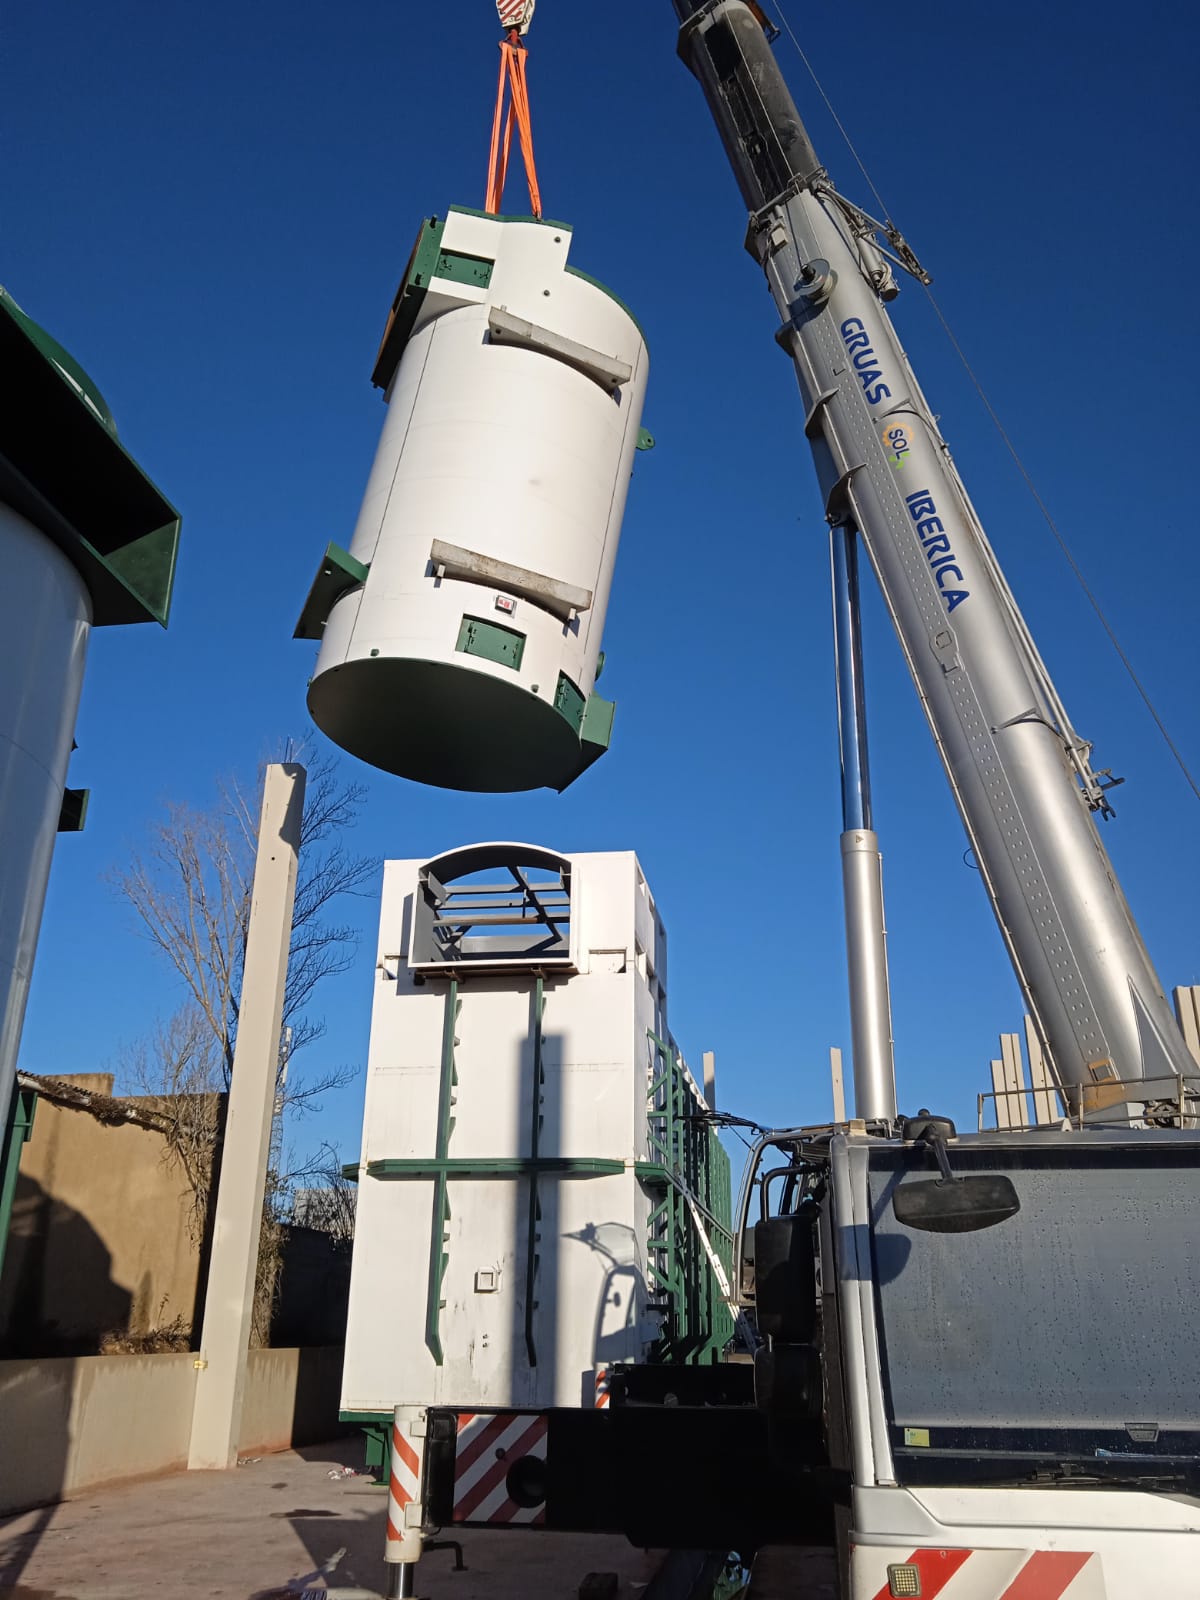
xmin=188 ymin=763 xmax=305 ymax=1471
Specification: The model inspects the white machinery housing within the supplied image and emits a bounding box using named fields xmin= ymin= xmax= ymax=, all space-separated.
xmin=341 ymin=842 xmax=727 ymax=1422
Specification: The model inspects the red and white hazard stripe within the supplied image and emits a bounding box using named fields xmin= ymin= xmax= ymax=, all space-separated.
xmin=385 ymin=1406 xmax=426 ymax=1563
xmin=854 ymin=1545 xmax=1105 ymax=1599
xmin=452 ymin=1411 xmax=548 ymax=1525
xmin=594 ymin=1366 xmax=611 ymax=1409
xmin=496 ymin=0 xmax=535 ymax=33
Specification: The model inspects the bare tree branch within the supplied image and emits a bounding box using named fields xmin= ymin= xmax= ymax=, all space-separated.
xmin=110 ymin=740 xmax=375 ymax=1343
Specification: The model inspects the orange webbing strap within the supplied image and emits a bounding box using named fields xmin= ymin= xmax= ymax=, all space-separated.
xmin=485 ymin=31 xmax=542 ymax=219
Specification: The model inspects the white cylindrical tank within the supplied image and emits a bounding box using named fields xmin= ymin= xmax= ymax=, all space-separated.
xmin=0 ymin=506 xmax=91 ymax=1116
xmin=0 ymin=287 xmax=181 ymax=1133
xmin=297 ymin=209 xmax=650 ymax=793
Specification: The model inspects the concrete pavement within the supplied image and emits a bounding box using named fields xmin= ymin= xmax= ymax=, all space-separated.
xmin=0 ymin=1438 xmax=660 ymax=1600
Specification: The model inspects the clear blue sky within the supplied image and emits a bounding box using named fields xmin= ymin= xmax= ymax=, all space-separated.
xmin=6 ymin=0 xmax=1198 ymax=1163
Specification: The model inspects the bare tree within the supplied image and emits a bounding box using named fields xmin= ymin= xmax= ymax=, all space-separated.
xmin=113 ymin=741 xmax=375 ymax=1339
xmin=117 ymin=742 xmax=374 ymax=1092
xmin=288 ymin=1140 xmax=357 ymax=1247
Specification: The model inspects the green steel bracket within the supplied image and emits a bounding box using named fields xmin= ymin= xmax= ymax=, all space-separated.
xmin=525 ymin=976 xmax=545 ymax=1368
xmin=633 ymin=1161 xmax=671 ymax=1184
xmin=0 ymin=289 xmax=181 ymax=628
xmin=293 ymin=543 xmax=370 ymax=640
xmin=338 ymin=1411 xmax=391 ymax=1485
xmin=57 ymin=788 xmax=89 ymax=832
xmin=574 ymin=690 xmax=615 ymax=779
xmin=372 ymin=215 xmax=448 ymax=391
xmin=426 ymin=982 xmax=461 ymax=1366
xmin=553 ymin=674 xmax=586 ymax=735
xmin=0 ymin=1086 xmax=36 ymax=1285
xmin=636 ymin=427 xmax=656 ymax=451
xmin=435 ymin=248 xmax=494 ymax=290
xmin=367 ymin=1156 xmax=626 ymax=1179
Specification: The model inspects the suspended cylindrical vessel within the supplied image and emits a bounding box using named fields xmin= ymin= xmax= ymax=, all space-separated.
xmin=0 ymin=289 xmax=181 ymax=1129
xmin=296 ymin=208 xmax=651 ymax=793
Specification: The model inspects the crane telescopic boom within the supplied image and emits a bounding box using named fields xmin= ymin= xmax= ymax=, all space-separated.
xmin=672 ymin=0 xmax=1195 ymax=1107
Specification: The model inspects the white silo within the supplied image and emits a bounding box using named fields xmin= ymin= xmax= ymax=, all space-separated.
xmin=0 ymin=288 xmax=180 ymax=1149
xmin=295 ymin=208 xmax=650 ymax=792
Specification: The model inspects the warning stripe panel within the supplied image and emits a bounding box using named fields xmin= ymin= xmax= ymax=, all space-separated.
xmin=452 ymin=1411 xmax=548 ymax=1525
xmin=392 ymin=1430 xmax=420 ymax=1481
xmin=457 ymin=1417 xmax=547 ymax=1521
xmin=455 ymin=1413 xmax=516 ymax=1483
xmin=496 ymin=0 xmax=534 ymax=28
xmin=871 ymin=1549 xmax=971 ymax=1600
xmin=454 ymin=1415 xmax=541 ymax=1503
xmin=386 ymin=1415 xmax=423 ymax=1556
xmin=997 ymin=1551 xmax=1094 ymax=1600
xmin=869 ymin=1548 xmax=1098 ymax=1600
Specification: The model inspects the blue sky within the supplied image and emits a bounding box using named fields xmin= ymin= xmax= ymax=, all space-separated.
xmin=5 ymin=0 xmax=1198 ymax=1165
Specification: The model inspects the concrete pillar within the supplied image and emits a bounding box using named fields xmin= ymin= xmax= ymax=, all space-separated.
xmin=829 ymin=1047 xmax=846 ymax=1125
xmin=188 ymin=764 xmax=305 ymax=1471
xmin=1024 ymin=1014 xmax=1060 ymax=1125
xmin=701 ymin=1050 xmax=716 ymax=1111
xmin=1175 ymin=987 xmax=1200 ymax=1067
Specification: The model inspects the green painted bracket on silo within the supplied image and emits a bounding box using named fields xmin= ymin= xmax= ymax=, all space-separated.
xmin=0 ymin=289 xmax=181 ymax=627
xmin=294 ymin=543 xmax=371 ymax=640
xmin=57 ymin=788 xmax=90 ymax=833
xmin=0 ymin=1086 xmax=37 ymax=1284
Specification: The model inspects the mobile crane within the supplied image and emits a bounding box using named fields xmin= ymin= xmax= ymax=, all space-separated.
xmin=385 ymin=3 xmax=1200 ymax=1594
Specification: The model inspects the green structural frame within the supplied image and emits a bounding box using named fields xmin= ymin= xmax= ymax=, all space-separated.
xmin=0 ymin=1086 xmax=36 ymax=1284
xmin=524 ymin=976 xmax=546 ymax=1367
xmin=643 ymin=1033 xmax=735 ymax=1365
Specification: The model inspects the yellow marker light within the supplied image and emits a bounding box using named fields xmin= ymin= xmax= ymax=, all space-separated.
xmin=888 ymin=1563 xmax=922 ymax=1597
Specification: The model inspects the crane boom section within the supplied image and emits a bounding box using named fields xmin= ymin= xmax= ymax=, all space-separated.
xmin=675 ymin=0 xmax=1195 ymax=1098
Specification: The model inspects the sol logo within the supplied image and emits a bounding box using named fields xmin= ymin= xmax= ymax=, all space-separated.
xmin=882 ymin=423 xmax=911 ymax=468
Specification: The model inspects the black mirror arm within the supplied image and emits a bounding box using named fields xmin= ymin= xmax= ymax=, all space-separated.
xmin=921 ymin=1134 xmax=958 ymax=1185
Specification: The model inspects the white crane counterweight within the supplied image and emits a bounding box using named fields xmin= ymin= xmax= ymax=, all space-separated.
xmin=672 ymin=0 xmax=1196 ymax=1108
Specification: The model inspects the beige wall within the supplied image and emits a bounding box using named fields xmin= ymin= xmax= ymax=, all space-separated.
xmin=0 ymin=1078 xmax=205 ymax=1353
xmin=0 ymin=1347 xmax=346 ymax=1515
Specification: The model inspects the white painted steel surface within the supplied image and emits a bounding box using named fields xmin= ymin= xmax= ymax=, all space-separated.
xmin=851 ymin=1483 xmax=1200 ymax=1596
xmin=308 ymin=210 xmax=648 ymax=792
xmin=341 ymin=846 xmax=694 ymax=1414
xmin=839 ymin=828 xmax=896 ymax=1121
xmin=0 ymin=504 xmax=91 ymax=1123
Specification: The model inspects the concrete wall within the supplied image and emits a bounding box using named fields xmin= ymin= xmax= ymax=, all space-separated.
xmin=0 ymin=1076 xmax=207 ymax=1355
xmin=0 ymin=1346 xmax=345 ymax=1515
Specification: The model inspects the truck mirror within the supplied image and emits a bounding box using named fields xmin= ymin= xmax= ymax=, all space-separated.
xmin=891 ymin=1175 xmax=1020 ymax=1234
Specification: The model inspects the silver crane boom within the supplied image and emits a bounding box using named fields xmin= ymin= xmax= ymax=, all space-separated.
xmin=672 ymin=0 xmax=1195 ymax=1107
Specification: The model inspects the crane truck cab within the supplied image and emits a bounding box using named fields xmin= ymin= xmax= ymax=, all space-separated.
xmin=739 ymin=1116 xmax=1200 ymax=1597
